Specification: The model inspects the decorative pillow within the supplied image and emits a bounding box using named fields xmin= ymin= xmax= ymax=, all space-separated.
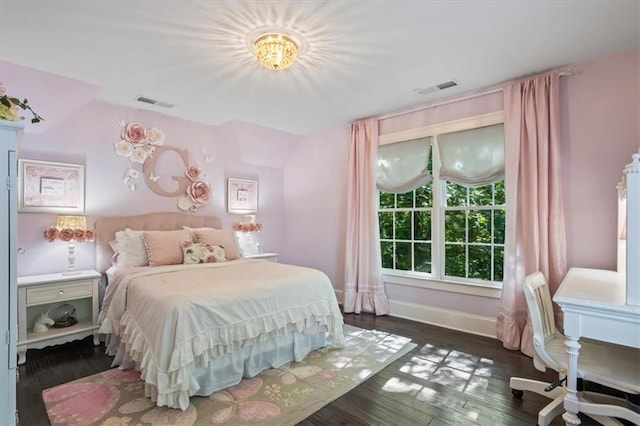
xmin=183 ymin=226 xmax=219 ymax=242
xmin=114 ymin=228 xmax=148 ymax=268
xmin=143 ymin=229 xmax=191 ymax=266
xmin=193 ymin=229 xmax=241 ymax=260
xmin=182 ymin=241 xmax=227 ymax=264
xmin=109 ymin=240 xmax=119 ymax=266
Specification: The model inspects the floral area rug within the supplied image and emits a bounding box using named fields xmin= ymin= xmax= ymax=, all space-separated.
xmin=43 ymin=325 xmax=416 ymax=426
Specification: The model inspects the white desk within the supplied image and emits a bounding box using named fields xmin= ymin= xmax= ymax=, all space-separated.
xmin=553 ymin=267 xmax=640 ymax=424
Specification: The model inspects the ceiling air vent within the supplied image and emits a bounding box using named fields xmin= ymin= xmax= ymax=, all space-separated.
xmin=416 ymin=80 xmax=458 ymax=95
xmin=135 ymin=95 xmax=175 ymax=109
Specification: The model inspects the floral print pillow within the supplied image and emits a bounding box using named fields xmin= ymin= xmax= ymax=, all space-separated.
xmin=182 ymin=241 xmax=227 ymax=264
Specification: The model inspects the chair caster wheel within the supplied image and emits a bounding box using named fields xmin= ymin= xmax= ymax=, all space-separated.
xmin=511 ymin=389 xmax=524 ymax=399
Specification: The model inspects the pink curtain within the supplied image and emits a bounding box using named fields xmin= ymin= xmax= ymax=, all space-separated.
xmin=497 ymin=74 xmax=567 ymax=356
xmin=343 ymin=119 xmax=390 ymax=315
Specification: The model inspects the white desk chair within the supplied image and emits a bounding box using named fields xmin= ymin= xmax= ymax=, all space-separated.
xmin=510 ymin=271 xmax=640 ymax=426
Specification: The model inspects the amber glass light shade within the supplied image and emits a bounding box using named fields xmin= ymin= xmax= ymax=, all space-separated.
xmin=253 ymin=33 xmax=299 ymax=71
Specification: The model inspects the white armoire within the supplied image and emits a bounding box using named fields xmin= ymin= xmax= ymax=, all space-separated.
xmin=0 ymin=120 xmax=22 ymax=425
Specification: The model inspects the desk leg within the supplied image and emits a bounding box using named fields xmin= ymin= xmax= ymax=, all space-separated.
xmin=562 ymin=336 xmax=581 ymax=425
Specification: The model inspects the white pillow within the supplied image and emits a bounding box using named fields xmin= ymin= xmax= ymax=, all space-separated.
xmin=114 ymin=228 xmax=149 ymax=268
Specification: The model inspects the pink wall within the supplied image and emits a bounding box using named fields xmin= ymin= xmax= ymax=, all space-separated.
xmin=287 ymin=49 xmax=639 ymax=319
xmin=10 ymin=48 xmax=639 ymax=319
xmin=16 ymin=98 xmax=300 ymax=276
xmin=561 ymin=49 xmax=639 ymax=269
xmin=282 ymin=126 xmax=349 ymax=286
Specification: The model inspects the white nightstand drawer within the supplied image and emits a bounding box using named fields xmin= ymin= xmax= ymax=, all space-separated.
xmin=26 ymin=280 xmax=93 ymax=306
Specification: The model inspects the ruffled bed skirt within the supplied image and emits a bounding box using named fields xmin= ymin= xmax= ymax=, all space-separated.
xmin=105 ymin=325 xmax=328 ymax=410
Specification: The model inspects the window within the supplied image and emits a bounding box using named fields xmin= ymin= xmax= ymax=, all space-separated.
xmin=378 ymin=120 xmax=505 ymax=288
xmin=442 ymin=180 xmax=505 ymax=283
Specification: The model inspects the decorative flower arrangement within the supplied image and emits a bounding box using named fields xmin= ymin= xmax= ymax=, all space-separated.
xmin=114 ymin=120 xmax=213 ymax=211
xmin=232 ymin=222 xmax=263 ymax=233
xmin=44 ymin=227 xmax=96 ymax=243
xmin=178 ymin=163 xmax=213 ymax=212
xmin=115 ymin=121 xmax=165 ymax=164
xmin=0 ymin=82 xmax=43 ymax=123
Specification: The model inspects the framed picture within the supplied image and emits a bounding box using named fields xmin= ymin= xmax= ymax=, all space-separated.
xmin=18 ymin=159 xmax=85 ymax=213
xmin=227 ymin=178 xmax=258 ymax=214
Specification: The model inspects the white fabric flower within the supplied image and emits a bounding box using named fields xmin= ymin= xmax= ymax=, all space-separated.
xmin=115 ymin=140 xmax=133 ymax=157
xmin=177 ymin=195 xmax=194 ymax=211
xmin=130 ymin=147 xmax=148 ymax=164
xmin=147 ymin=127 xmax=165 ymax=146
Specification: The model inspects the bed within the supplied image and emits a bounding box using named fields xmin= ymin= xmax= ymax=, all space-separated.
xmin=95 ymin=212 xmax=345 ymax=410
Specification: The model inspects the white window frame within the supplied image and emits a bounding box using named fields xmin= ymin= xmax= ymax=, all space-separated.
xmin=379 ymin=111 xmax=505 ymax=298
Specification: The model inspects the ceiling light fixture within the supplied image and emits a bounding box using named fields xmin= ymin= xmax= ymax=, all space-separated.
xmin=253 ymin=33 xmax=299 ymax=71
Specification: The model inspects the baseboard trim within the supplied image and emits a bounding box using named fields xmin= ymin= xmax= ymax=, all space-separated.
xmin=335 ymin=289 xmax=497 ymax=339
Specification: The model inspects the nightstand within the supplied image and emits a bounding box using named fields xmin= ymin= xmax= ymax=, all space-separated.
xmin=16 ymin=270 xmax=101 ymax=365
xmin=243 ymin=252 xmax=279 ymax=262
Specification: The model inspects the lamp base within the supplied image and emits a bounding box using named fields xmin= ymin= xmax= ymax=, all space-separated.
xmin=63 ymin=241 xmax=80 ymax=275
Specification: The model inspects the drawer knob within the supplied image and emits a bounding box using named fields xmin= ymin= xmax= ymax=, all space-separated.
xmin=59 ymin=290 xmax=64 ymax=295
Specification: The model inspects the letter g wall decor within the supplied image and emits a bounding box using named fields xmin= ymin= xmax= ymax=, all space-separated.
xmin=114 ymin=121 xmax=213 ymax=211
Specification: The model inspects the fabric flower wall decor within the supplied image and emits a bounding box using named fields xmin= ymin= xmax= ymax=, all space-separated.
xmin=115 ymin=121 xmax=165 ymax=165
xmin=114 ymin=120 xmax=213 ymax=211
xmin=178 ymin=163 xmax=213 ymax=212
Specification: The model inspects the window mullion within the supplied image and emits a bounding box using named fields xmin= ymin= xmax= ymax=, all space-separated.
xmin=392 ymin=195 xmax=397 ymax=270
xmin=432 ymin=136 xmax=444 ymax=280
xmin=491 ymin=184 xmax=495 ymax=282
xmin=465 ymin=187 xmax=469 ymax=279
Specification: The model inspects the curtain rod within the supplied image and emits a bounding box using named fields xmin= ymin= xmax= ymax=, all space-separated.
xmin=367 ymin=67 xmax=574 ymax=123
xmin=376 ymin=87 xmax=503 ymax=121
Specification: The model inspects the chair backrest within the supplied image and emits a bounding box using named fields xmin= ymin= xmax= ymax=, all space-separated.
xmin=523 ymin=272 xmax=562 ymax=372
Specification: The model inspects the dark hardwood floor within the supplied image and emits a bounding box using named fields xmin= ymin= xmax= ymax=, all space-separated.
xmin=17 ymin=313 xmax=606 ymax=426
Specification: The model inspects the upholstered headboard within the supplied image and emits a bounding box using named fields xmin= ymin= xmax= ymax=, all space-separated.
xmin=95 ymin=212 xmax=222 ymax=273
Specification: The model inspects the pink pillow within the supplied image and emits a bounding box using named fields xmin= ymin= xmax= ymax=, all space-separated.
xmin=143 ymin=229 xmax=192 ymax=266
xmin=193 ymin=229 xmax=240 ymax=260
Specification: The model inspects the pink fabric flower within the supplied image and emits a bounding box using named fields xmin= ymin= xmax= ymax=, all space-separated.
xmin=182 ymin=240 xmax=193 ymax=248
xmin=185 ymin=164 xmax=201 ymax=182
xmin=85 ymin=229 xmax=96 ymax=241
xmin=59 ymin=228 xmax=74 ymax=242
xmin=233 ymin=222 xmax=262 ymax=232
xmin=73 ymin=229 xmax=87 ymax=242
xmin=121 ymin=123 xmax=148 ymax=145
xmin=44 ymin=226 xmax=59 ymax=242
xmin=187 ymin=181 xmax=212 ymax=206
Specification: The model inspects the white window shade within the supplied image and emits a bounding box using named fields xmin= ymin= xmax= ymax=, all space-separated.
xmin=377 ymin=137 xmax=432 ymax=193
xmin=438 ymin=124 xmax=504 ymax=187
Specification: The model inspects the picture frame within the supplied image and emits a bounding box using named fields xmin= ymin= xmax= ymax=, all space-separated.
xmin=227 ymin=178 xmax=258 ymax=214
xmin=18 ymin=159 xmax=85 ymax=213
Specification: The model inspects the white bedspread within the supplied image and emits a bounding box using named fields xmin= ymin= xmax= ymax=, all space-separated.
xmin=98 ymin=259 xmax=345 ymax=409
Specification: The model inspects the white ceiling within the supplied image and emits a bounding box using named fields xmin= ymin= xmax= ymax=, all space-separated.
xmin=1 ymin=1 xmax=638 ymax=135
